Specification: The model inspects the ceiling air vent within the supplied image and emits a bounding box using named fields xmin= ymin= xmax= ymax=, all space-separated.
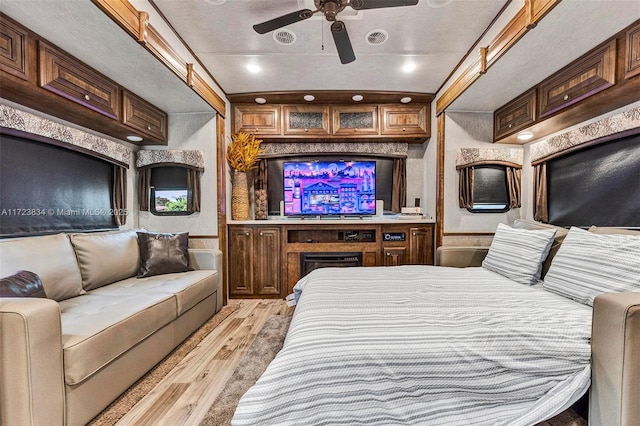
xmin=365 ymin=30 xmax=388 ymax=46
xmin=273 ymin=29 xmax=297 ymax=45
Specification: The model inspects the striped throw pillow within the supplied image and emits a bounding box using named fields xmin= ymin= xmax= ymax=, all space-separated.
xmin=482 ymin=223 xmax=556 ymax=285
xmin=543 ymin=227 xmax=640 ymax=306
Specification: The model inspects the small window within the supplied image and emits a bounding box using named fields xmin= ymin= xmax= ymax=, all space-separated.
xmin=467 ymin=165 xmax=510 ymax=213
xmin=150 ymin=167 xmax=194 ymax=216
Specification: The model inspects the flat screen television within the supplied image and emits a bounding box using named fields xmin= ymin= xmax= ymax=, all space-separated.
xmin=283 ymin=161 xmax=376 ymax=216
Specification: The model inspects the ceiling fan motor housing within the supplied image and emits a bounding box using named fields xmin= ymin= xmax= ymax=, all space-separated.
xmin=316 ymin=0 xmax=347 ymax=21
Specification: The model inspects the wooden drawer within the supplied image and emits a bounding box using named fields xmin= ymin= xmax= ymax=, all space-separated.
xmin=332 ymin=105 xmax=379 ymax=136
xmin=234 ymin=105 xmax=281 ymax=135
xmin=538 ymin=39 xmax=616 ymax=118
xmin=122 ymin=90 xmax=167 ymax=142
xmin=283 ymin=105 xmax=330 ymax=136
xmin=494 ymin=89 xmax=537 ymax=140
xmin=380 ymin=105 xmax=428 ymax=136
xmin=0 ymin=16 xmax=29 ymax=80
xmin=38 ymin=41 xmax=120 ymax=120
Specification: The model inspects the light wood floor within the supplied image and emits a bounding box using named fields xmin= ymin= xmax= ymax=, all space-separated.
xmin=115 ymin=299 xmax=293 ymax=426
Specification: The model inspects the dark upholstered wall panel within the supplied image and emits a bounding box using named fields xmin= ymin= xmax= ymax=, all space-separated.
xmin=0 ymin=134 xmax=116 ymax=237
xmin=548 ymin=134 xmax=640 ymax=227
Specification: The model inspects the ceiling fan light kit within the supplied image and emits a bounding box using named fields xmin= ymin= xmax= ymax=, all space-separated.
xmin=253 ymin=0 xmax=419 ymax=64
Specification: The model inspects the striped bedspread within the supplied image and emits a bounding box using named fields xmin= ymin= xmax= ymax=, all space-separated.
xmin=232 ymin=266 xmax=592 ymax=426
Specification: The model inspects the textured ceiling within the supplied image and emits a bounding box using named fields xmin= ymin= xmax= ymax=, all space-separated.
xmin=1 ymin=0 xmax=639 ymax=115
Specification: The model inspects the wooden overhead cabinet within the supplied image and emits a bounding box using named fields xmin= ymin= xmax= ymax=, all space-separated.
xmin=380 ymin=105 xmax=429 ymax=136
xmin=494 ymin=89 xmax=537 ymax=140
xmin=122 ymin=90 xmax=168 ymax=142
xmin=283 ymin=105 xmax=331 ymax=136
xmin=332 ymin=105 xmax=379 ymax=136
xmin=0 ymin=16 xmax=28 ymax=80
xmin=233 ymin=104 xmax=281 ymax=135
xmin=537 ymin=39 xmax=617 ymax=118
xmin=39 ymin=40 xmax=120 ymax=120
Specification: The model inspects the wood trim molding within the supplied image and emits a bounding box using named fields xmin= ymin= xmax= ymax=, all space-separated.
xmin=91 ymin=0 xmax=226 ymax=117
xmin=435 ymin=113 xmax=445 ymax=249
xmin=436 ymin=0 xmax=561 ymax=115
xmin=216 ymin=113 xmax=228 ymax=305
xmin=479 ymin=47 xmax=488 ymax=74
xmin=443 ymin=232 xmax=495 ymax=237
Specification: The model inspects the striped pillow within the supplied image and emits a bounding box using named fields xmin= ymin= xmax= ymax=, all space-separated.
xmin=543 ymin=227 xmax=640 ymax=306
xmin=482 ymin=223 xmax=556 ymax=285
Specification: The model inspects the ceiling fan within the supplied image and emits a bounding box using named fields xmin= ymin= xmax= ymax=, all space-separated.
xmin=253 ymin=0 xmax=420 ymax=64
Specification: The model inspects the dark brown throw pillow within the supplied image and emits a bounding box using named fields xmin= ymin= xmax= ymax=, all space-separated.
xmin=0 ymin=270 xmax=47 ymax=298
xmin=137 ymin=232 xmax=192 ymax=278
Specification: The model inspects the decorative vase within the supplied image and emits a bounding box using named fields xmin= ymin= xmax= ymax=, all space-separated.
xmin=231 ymin=169 xmax=250 ymax=220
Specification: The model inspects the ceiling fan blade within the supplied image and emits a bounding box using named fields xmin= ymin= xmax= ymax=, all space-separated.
xmin=351 ymin=0 xmax=419 ymax=10
xmin=331 ymin=21 xmax=355 ymax=64
xmin=253 ymin=9 xmax=314 ymax=34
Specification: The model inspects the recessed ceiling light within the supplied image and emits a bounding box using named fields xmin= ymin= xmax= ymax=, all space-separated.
xmin=203 ymin=0 xmax=227 ymax=4
xmin=427 ymin=0 xmax=453 ymax=7
xmin=126 ymin=135 xmax=143 ymax=142
xmin=517 ymin=131 xmax=534 ymax=141
xmin=400 ymin=97 xmax=412 ymax=104
xmin=352 ymin=94 xmax=364 ymax=102
xmin=402 ymin=62 xmax=416 ymax=73
xmin=247 ymin=64 xmax=261 ymax=73
xmin=304 ymin=95 xmax=315 ymax=101
xmin=255 ymin=97 xmax=267 ymax=104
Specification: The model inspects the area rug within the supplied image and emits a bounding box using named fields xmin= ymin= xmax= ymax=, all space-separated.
xmin=199 ymin=312 xmax=586 ymax=426
xmin=89 ymin=302 xmax=241 ymax=426
xmin=199 ymin=315 xmax=293 ymax=426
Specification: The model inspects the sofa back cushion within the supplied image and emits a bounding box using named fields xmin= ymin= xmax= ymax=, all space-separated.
xmin=69 ymin=229 xmax=141 ymax=291
xmin=513 ymin=219 xmax=568 ymax=278
xmin=0 ymin=233 xmax=84 ymax=301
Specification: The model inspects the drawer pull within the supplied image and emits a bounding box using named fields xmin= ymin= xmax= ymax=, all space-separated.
xmin=304 ymin=128 xmax=308 ymax=132
xmin=354 ymin=128 xmax=358 ymax=132
xmin=84 ymin=94 xmax=90 ymax=101
xmin=245 ymin=232 xmax=249 ymax=236
xmin=563 ymin=95 xmax=569 ymax=101
xmin=147 ymin=125 xmax=152 ymax=130
xmin=508 ymin=123 xmax=513 ymax=128
xmin=259 ymin=232 xmax=263 ymax=236
xmin=402 ymin=127 xmax=406 ymax=132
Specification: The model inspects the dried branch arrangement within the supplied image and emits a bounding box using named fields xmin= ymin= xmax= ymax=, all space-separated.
xmin=226 ymin=132 xmax=263 ymax=172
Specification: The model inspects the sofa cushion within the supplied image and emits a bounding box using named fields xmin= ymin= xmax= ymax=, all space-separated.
xmin=0 ymin=233 xmax=84 ymax=301
xmin=137 ymin=232 xmax=192 ymax=278
xmin=69 ymin=229 xmax=141 ymax=291
xmin=59 ymin=292 xmax=176 ymax=385
xmin=0 ymin=270 xmax=46 ymax=298
xmin=90 ymin=270 xmax=217 ymax=316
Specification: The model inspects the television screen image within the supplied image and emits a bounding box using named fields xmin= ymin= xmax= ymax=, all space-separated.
xmin=283 ymin=161 xmax=376 ymax=216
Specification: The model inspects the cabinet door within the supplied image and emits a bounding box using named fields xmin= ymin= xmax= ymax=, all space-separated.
xmin=332 ymin=105 xmax=379 ymax=136
xmin=538 ymin=39 xmax=616 ymax=118
xmin=380 ymin=105 xmax=428 ymax=136
xmin=409 ymin=227 xmax=434 ymax=265
xmin=494 ymin=89 xmax=536 ymax=140
xmin=122 ymin=90 xmax=168 ymax=142
xmin=0 ymin=16 xmax=28 ymax=80
xmin=233 ymin=105 xmax=281 ymax=135
xmin=38 ymin=41 xmax=120 ymax=120
xmin=383 ymin=247 xmax=406 ymax=266
xmin=255 ymin=228 xmax=281 ymax=295
xmin=283 ymin=105 xmax=330 ymax=135
xmin=229 ymin=227 xmax=254 ymax=296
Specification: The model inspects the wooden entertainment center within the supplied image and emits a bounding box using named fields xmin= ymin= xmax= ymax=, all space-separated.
xmin=228 ymin=220 xmax=434 ymax=298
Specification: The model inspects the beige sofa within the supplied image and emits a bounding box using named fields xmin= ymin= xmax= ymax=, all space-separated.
xmin=435 ymin=219 xmax=640 ymax=426
xmin=0 ymin=229 xmax=223 ymax=426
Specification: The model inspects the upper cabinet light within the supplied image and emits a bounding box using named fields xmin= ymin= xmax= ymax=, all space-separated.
xmin=304 ymin=95 xmax=315 ymax=101
xmin=352 ymin=94 xmax=364 ymax=102
xmin=517 ymin=131 xmax=534 ymax=141
xmin=247 ymin=64 xmax=261 ymax=73
xmin=400 ymin=97 xmax=412 ymax=104
xmin=255 ymin=97 xmax=267 ymax=104
xmin=126 ymin=135 xmax=143 ymax=142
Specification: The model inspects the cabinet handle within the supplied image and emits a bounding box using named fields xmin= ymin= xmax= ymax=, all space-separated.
xmin=563 ymin=95 xmax=569 ymax=101
xmin=245 ymin=232 xmax=249 ymax=236
xmin=402 ymin=127 xmax=406 ymax=132
xmin=147 ymin=125 xmax=152 ymax=130
xmin=508 ymin=123 xmax=513 ymax=128
xmin=255 ymin=128 xmax=259 ymax=132
xmin=354 ymin=128 xmax=358 ymax=132
xmin=84 ymin=94 xmax=90 ymax=101
xmin=304 ymin=128 xmax=308 ymax=132
xmin=259 ymin=232 xmax=263 ymax=236
xmin=387 ymin=252 xmax=391 ymax=256
xmin=413 ymin=233 xmax=416 ymax=236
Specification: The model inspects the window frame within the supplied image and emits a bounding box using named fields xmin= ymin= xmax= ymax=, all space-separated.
xmin=466 ymin=165 xmax=511 ymax=214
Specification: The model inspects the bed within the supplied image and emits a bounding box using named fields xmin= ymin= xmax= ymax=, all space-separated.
xmin=232 ymin=265 xmax=592 ymax=425
xmin=233 ymin=223 xmax=640 ymax=425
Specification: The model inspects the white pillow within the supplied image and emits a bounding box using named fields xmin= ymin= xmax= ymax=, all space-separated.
xmin=482 ymin=223 xmax=556 ymax=285
xmin=543 ymin=227 xmax=640 ymax=306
